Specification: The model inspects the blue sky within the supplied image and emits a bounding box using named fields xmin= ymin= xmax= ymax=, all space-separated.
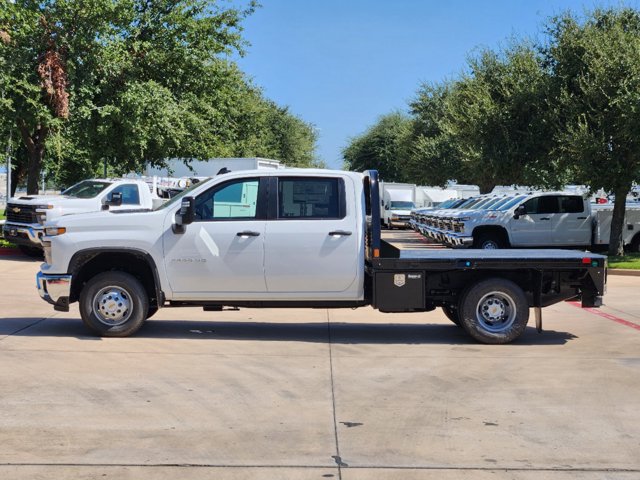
xmin=234 ymin=0 xmax=639 ymax=169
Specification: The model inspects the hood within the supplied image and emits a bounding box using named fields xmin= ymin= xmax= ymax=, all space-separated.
xmin=47 ymin=207 xmax=162 ymax=231
xmin=8 ymin=195 xmax=61 ymax=204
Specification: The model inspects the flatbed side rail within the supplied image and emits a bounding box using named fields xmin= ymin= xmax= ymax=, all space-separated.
xmin=363 ymin=170 xmax=381 ymax=262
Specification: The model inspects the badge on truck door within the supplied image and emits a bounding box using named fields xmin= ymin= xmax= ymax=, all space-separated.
xmin=394 ymin=274 xmax=406 ymax=287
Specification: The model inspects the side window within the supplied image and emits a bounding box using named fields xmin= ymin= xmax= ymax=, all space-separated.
xmin=195 ymin=178 xmax=259 ymax=221
xmin=111 ymin=184 xmax=140 ymax=205
xmin=538 ymin=196 xmax=559 ymax=214
xmin=559 ymin=196 xmax=584 ymax=213
xmin=278 ymin=177 xmax=344 ymax=219
xmin=522 ymin=197 xmax=539 ymax=214
xmin=523 ymin=196 xmax=559 ymax=214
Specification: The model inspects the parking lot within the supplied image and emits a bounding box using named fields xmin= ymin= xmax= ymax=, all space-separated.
xmin=1 ymin=252 xmax=639 ymax=479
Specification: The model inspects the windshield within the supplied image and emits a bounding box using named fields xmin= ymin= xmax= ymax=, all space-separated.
xmin=154 ymin=179 xmax=210 ymax=211
xmin=390 ymin=201 xmax=415 ymax=209
xmin=458 ymin=197 xmax=481 ymax=208
xmin=62 ymin=180 xmax=112 ymax=199
xmin=497 ymin=195 xmax=527 ymax=211
xmin=467 ymin=197 xmax=496 ymax=209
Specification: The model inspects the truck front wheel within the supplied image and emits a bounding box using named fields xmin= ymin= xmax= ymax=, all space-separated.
xmin=79 ymin=272 xmax=149 ymax=337
xmin=474 ymin=233 xmax=506 ymax=249
xmin=459 ymin=278 xmax=529 ymax=344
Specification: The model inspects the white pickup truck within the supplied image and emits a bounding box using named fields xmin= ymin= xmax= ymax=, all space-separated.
xmin=3 ymin=179 xmax=162 ymax=255
xmin=36 ymin=169 xmax=606 ymax=344
xmin=413 ymin=191 xmax=640 ymax=251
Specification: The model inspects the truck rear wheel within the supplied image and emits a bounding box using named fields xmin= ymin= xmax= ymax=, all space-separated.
xmin=459 ymin=278 xmax=529 ymax=344
xmin=79 ymin=271 xmax=149 ymax=337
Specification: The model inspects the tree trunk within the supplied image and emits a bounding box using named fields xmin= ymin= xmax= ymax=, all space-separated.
xmin=18 ymin=120 xmax=48 ymax=195
xmin=607 ymin=183 xmax=631 ymax=256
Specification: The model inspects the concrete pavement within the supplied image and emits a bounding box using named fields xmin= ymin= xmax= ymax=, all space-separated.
xmin=0 ymin=255 xmax=639 ymax=479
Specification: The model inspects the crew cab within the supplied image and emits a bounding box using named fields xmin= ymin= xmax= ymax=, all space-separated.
xmin=3 ymin=179 xmax=162 ymax=255
xmin=36 ymin=169 xmax=606 ymax=344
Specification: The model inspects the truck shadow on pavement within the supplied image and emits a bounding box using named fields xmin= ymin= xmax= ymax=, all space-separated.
xmin=0 ymin=317 xmax=577 ymax=346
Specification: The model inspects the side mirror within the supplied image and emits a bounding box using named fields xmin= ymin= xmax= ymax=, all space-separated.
xmin=513 ymin=204 xmax=526 ymax=220
xmin=107 ymin=191 xmax=123 ymax=206
xmin=173 ymin=196 xmax=195 ymax=234
xmin=102 ymin=191 xmax=123 ymax=210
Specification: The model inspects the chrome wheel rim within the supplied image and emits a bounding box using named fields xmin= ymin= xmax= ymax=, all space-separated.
xmin=481 ymin=240 xmax=499 ymax=249
xmin=93 ymin=286 xmax=133 ymax=326
xmin=476 ymin=291 xmax=516 ymax=332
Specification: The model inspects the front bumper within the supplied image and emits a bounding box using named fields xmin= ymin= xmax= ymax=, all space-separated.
xmin=36 ymin=271 xmax=72 ymax=312
xmin=3 ymin=223 xmax=44 ymax=248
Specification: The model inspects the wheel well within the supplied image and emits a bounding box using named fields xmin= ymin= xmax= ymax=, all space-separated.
xmin=629 ymin=232 xmax=640 ymax=252
xmin=70 ymin=251 xmax=160 ymax=307
xmin=472 ymin=226 xmax=510 ymax=245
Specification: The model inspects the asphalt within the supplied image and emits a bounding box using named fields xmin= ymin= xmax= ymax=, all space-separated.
xmin=0 ymin=252 xmax=639 ymax=479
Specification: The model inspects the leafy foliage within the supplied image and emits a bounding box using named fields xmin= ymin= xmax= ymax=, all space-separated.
xmin=342 ymin=111 xmax=412 ymax=182
xmin=0 ymin=0 xmax=317 ymax=193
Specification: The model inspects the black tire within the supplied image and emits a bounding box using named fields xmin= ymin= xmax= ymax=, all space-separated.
xmin=441 ymin=305 xmax=461 ymax=326
xmin=474 ymin=233 xmax=507 ymax=250
xmin=19 ymin=245 xmax=43 ymax=258
xmin=458 ymin=278 xmax=529 ymax=344
xmin=147 ymin=306 xmax=159 ymax=319
xmin=630 ymin=234 xmax=640 ymax=253
xmin=79 ymin=271 xmax=149 ymax=337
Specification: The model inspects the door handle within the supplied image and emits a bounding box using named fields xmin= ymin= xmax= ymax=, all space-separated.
xmin=328 ymin=230 xmax=352 ymax=236
xmin=540 ymin=217 xmax=550 ymax=221
xmin=577 ymin=216 xmax=588 ymax=220
xmin=236 ymin=231 xmax=260 ymax=237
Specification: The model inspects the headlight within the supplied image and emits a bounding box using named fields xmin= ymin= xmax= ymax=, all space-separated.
xmin=45 ymin=227 xmax=66 ymax=236
xmin=37 ymin=204 xmax=54 ymax=210
xmin=458 ymin=217 xmax=471 ymax=221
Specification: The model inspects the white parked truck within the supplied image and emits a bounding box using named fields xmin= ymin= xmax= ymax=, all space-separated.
xmin=3 ymin=178 xmax=163 ymax=256
xmin=413 ymin=190 xmax=640 ymax=251
xmin=36 ymin=169 xmax=606 ymax=344
xmin=380 ymin=182 xmax=416 ymax=228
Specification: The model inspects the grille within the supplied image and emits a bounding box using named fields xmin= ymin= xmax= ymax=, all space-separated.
xmin=6 ymin=203 xmax=38 ymax=224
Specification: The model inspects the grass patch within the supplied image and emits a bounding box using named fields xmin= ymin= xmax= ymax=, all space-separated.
xmin=608 ymin=253 xmax=640 ymax=270
xmin=0 ymin=238 xmax=17 ymax=249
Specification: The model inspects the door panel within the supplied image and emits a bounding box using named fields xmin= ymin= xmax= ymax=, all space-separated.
xmin=508 ymin=196 xmax=558 ymax=246
xmin=163 ymin=177 xmax=267 ymax=298
xmin=264 ymin=176 xmax=360 ymax=295
xmin=552 ymin=196 xmax=592 ymax=246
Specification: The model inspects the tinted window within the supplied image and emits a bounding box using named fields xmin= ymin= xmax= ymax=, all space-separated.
xmin=278 ymin=177 xmax=344 ymax=219
xmin=195 ymin=178 xmax=259 ymax=220
xmin=559 ymin=196 xmax=584 ymax=213
xmin=111 ymin=184 xmax=140 ymax=205
xmin=522 ymin=196 xmax=560 ymax=214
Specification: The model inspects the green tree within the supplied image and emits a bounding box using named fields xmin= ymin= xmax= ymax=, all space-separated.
xmin=545 ymin=8 xmax=640 ymax=255
xmin=406 ymin=82 xmax=465 ymax=186
xmin=343 ymin=111 xmax=412 ymax=182
xmin=444 ymin=43 xmax=557 ymax=193
xmin=0 ymin=0 xmax=261 ymax=192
